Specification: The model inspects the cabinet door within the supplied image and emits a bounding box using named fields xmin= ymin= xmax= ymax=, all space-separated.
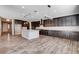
xmin=65 ymin=16 xmax=72 ymax=26
xmin=76 ymin=15 xmax=79 ymax=26
xmin=62 ymin=17 xmax=66 ymax=26
xmin=53 ymin=19 xmax=56 ymax=26
xmin=56 ymin=18 xmax=59 ymax=26
xmin=48 ymin=30 xmax=53 ymax=36
xmin=71 ymin=15 xmax=76 ymax=26
xmin=58 ymin=18 xmax=61 ymax=26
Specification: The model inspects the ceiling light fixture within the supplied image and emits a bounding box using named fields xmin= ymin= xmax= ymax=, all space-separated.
xmin=23 ymin=13 xmax=31 ymax=18
xmin=34 ymin=10 xmax=39 ymax=14
xmin=22 ymin=6 xmax=25 ymax=9
xmin=6 ymin=19 xmax=10 ymax=21
xmin=48 ymin=5 xmax=51 ymax=8
xmin=34 ymin=10 xmax=37 ymax=12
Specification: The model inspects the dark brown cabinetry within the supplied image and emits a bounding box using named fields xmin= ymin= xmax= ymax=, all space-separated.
xmin=43 ymin=14 xmax=79 ymax=27
xmin=40 ymin=30 xmax=79 ymax=41
xmin=39 ymin=14 xmax=79 ymax=41
xmin=39 ymin=30 xmax=48 ymax=36
xmin=31 ymin=21 xmax=40 ymax=29
xmin=15 ymin=20 xmax=29 ymax=29
xmin=33 ymin=14 xmax=79 ymax=41
xmin=76 ymin=15 xmax=79 ymax=25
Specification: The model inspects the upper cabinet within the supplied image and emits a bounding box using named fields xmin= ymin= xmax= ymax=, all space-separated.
xmin=76 ymin=14 xmax=79 ymax=26
xmin=31 ymin=14 xmax=79 ymax=28
xmin=31 ymin=21 xmax=40 ymax=29
xmin=71 ymin=15 xmax=77 ymax=26
xmin=65 ymin=16 xmax=72 ymax=26
xmin=43 ymin=14 xmax=79 ymax=27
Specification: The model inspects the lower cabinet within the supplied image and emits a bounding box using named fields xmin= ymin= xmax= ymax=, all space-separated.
xmin=39 ymin=30 xmax=48 ymax=36
xmin=39 ymin=30 xmax=79 ymax=41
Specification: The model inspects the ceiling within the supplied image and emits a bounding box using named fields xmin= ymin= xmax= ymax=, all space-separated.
xmin=0 ymin=5 xmax=79 ymax=22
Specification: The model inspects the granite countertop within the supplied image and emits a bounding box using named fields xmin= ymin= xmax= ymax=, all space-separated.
xmin=36 ymin=26 xmax=79 ymax=32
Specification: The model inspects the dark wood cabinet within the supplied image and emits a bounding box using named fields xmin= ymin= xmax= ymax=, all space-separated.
xmin=71 ymin=15 xmax=76 ymax=26
xmin=61 ymin=17 xmax=65 ymax=26
xmin=65 ymin=16 xmax=72 ymax=26
xmin=76 ymin=14 xmax=79 ymax=26
xmin=31 ymin=21 xmax=40 ymax=29
xmin=39 ymin=30 xmax=48 ymax=36
xmin=36 ymin=14 xmax=79 ymax=41
xmin=43 ymin=14 xmax=79 ymax=27
xmin=39 ymin=30 xmax=79 ymax=41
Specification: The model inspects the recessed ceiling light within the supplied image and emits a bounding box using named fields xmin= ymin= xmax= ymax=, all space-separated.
xmin=34 ymin=10 xmax=37 ymax=12
xmin=22 ymin=6 xmax=25 ymax=9
xmin=34 ymin=10 xmax=39 ymax=14
xmin=6 ymin=19 xmax=10 ymax=21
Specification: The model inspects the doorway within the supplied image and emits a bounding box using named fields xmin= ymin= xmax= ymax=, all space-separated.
xmin=1 ymin=20 xmax=12 ymax=35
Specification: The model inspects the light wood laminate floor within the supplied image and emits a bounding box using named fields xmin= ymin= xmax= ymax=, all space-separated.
xmin=0 ymin=34 xmax=79 ymax=54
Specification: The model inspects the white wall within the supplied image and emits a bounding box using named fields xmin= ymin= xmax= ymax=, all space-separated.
xmin=12 ymin=19 xmax=15 ymax=35
xmin=2 ymin=23 xmax=8 ymax=32
xmin=15 ymin=24 xmax=22 ymax=35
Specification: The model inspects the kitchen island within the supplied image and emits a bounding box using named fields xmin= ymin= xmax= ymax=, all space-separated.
xmin=22 ymin=29 xmax=39 ymax=40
